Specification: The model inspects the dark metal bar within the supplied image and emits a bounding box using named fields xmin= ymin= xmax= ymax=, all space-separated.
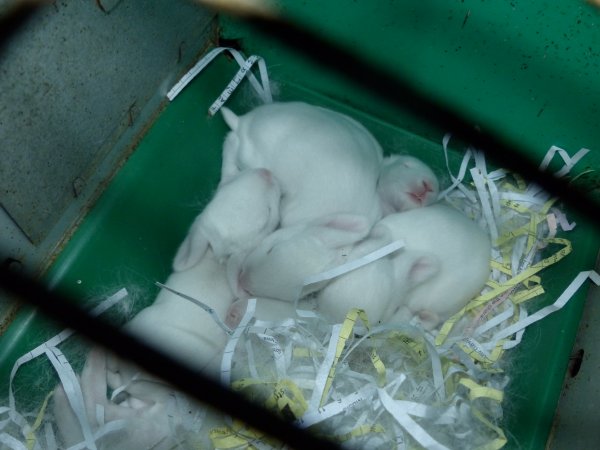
xmin=0 ymin=1 xmax=42 ymax=54
xmin=0 ymin=267 xmax=341 ymax=450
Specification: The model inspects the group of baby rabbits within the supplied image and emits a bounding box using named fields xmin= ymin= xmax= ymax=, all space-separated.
xmin=53 ymin=101 xmax=491 ymax=449
xmin=214 ymin=101 xmax=490 ymax=330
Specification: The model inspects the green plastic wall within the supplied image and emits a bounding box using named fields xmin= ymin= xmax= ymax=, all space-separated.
xmin=1 ymin=1 xmax=600 ymax=449
xmin=222 ymin=0 xmax=600 ymax=166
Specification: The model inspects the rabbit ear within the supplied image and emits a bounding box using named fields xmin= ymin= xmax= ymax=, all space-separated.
xmin=172 ymin=220 xmax=209 ymax=272
xmin=407 ymin=254 xmax=440 ymax=286
xmin=380 ymin=154 xmax=401 ymax=168
xmin=312 ymin=214 xmax=371 ymax=248
xmin=414 ymin=309 xmax=441 ymax=331
xmin=221 ymin=107 xmax=239 ymax=130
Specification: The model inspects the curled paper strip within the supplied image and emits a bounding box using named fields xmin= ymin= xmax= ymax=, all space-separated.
xmin=491 ymin=270 xmax=600 ymax=343
xmin=302 ymin=240 xmax=405 ymax=291
xmin=378 ymin=389 xmax=450 ymax=450
xmin=3 ymin=289 xmax=129 ymax=450
xmin=167 ymin=46 xmax=272 ymax=114
xmin=154 ymin=281 xmax=233 ymax=335
xmin=538 ymin=145 xmax=590 ymax=177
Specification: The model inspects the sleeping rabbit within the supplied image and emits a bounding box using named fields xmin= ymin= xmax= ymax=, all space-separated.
xmin=173 ymin=168 xmax=281 ymax=271
xmin=373 ymin=203 xmax=491 ymax=330
xmin=220 ymin=101 xmax=383 ymax=227
xmin=112 ymin=247 xmax=235 ymax=386
xmin=377 ymin=154 xmax=440 ymax=215
xmin=317 ymin=204 xmax=490 ymax=330
xmin=54 ymin=248 xmax=233 ymax=448
xmin=227 ymin=213 xmax=372 ymax=302
xmin=53 ymin=346 xmax=220 ymax=450
xmin=315 ymin=231 xmax=400 ymax=324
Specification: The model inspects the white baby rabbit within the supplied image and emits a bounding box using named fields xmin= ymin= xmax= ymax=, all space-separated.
xmin=373 ymin=203 xmax=491 ymax=330
xmin=173 ymin=168 xmax=281 ymax=271
xmin=113 ymin=247 xmax=235 ymax=386
xmin=377 ymin=154 xmax=440 ymax=215
xmin=220 ymin=101 xmax=383 ymax=227
xmin=54 ymin=248 xmax=233 ymax=449
xmin=53 ymin=346 xmax=218 ymax=450
xmin=227 ymin=213 xmax=372 ymax=302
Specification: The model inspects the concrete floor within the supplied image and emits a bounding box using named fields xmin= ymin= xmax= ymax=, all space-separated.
xmin=546 ymin=256 xmax=600 ymax=449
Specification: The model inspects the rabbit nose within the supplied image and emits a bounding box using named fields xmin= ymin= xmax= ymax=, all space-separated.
xmin=408 ymin=180 xmax=435 ymax=205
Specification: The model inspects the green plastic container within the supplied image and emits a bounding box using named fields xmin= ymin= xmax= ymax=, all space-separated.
xmin=1 ymin=1 xmax=599 ymax=448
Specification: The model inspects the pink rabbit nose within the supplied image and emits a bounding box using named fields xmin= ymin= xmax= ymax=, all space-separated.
xmin=408 ymin=180 xmax=434 ymax=205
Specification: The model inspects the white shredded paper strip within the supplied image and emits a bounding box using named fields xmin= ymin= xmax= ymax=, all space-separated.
xmin=0 ymin=432 xmax=28 ymax=450
xmin=539 ymin=145 xmax=590 ymax=177
xmin=167 ymin=46 xmax=272 ymax=114
xmin=302 ymin=240 xmax=405 ymax=289
xmin=46 ymin=347 xmax=97 ymax=450
xmin=208 ymin=54 xmax=271 ymax=116
xmin=378 ymin=388 xmax=450 ymax=450
xmin=307 ymin=324 xmax=343 ymax=412
xmin=255 ymin=333 xmax=287 ymax=379
xmin=492 ymin=271 xmax=600 ymax=342
xmin=6 ymin=289 xmax=128 ymax=450
xmin=296 ymin=384 xmax=375 ymax=429
xmin=154 ymin=281 xmax=233 ymax=335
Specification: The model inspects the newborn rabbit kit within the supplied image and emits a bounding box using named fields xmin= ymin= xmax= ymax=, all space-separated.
xmin=2 ymin=3 xmax=600 ymax=449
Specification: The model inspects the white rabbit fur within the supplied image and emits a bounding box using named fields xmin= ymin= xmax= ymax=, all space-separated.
xmin=377 ymin=154 xmax=440 ymax=215
xmin=54 ymin=249 xmax=233 ymax=448
xmin=371 ymin=203 xmax=491 ymax=330
xmin=315 ymin=223 xmax=449 ymax=326
xmin=114 ymin=248 xmax=234 ymax=383
xmin=220 ymin=101 xmax=383 ymax=227
xmin=173 ymin=168 xmax=281 ymax=271
xmin=227 ymin=213 xmax=372 ymax=302
xmin=53 ymin=347 xmax=222 ymax=450
xmin=315 ymin=232 xmax=400 ymax=325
